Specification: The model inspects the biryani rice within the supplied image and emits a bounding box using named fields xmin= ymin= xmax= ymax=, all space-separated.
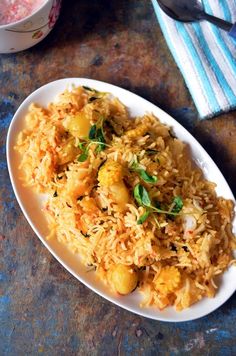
xmin=16 ymin=86 xmax=236 ymax=311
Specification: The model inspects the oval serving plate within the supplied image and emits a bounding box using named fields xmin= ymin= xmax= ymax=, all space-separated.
xmin=7 ymin=78 xmax=236 ymax=322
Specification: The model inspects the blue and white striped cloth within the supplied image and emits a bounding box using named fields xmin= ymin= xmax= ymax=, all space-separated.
xmin=151 ymin=0 xmax=236 ymax=119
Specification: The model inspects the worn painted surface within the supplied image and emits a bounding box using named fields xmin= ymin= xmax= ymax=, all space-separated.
xmin=0 ymin=1 xmax=236 ymax=355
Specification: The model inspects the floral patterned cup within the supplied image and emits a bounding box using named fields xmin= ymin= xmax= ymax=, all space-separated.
xmin=0 ymin=0 xmax=61 ymax=53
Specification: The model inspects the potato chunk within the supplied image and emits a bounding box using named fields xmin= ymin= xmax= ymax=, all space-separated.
xmin=63 ymin=110 xmax=91 ymax=138
xmin=109 ymin=181 xmax=130 ymax=210
xmin=111 ymin=264 xmax=138 ymax=295
xmin=57 ymin=141 xmax=79 ymax=165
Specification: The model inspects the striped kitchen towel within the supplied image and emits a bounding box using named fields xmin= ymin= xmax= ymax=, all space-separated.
xmin=151 ymin=0 xmax=236 ymax=119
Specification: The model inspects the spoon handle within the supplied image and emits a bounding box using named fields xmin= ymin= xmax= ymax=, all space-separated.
xmin=202 ymin=13 xmax=232 ymax=32
xmin=229 ymin=23 xmax=236 ymax=40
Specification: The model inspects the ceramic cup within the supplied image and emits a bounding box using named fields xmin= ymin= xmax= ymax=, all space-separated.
xmin=0 ymin=0 xmax=61 ymax=54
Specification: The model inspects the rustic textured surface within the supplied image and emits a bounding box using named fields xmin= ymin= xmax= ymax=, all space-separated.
xmin=1 ymin=1 xmax=236 ymax=355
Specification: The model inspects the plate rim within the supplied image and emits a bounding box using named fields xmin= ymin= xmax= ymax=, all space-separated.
xmin=6 ymin=77 xmax=236 ymax=322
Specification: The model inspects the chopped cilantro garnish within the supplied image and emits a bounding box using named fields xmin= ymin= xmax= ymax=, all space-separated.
xmin=131 ymin=161 xmax=158 ymax=184
xmin=133 ymin=183 xmax=183 ymax=224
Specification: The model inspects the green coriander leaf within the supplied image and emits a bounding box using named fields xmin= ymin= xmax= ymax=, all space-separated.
xmin=90 ymin=141 xmax=110 ymax=148
xmin=139 ymin=170 xmax=158 ymax=184
xmin=151 ymin=197 xmax=183 ymax=217
xmin=95 ymin=143 xmax=105 ymax=153
xmin=96 ymin=128 xmax=105 ymax=142
xmin=134 ymin=184 xmax=151 ymax=207
xmin=89 ymin=125 xmax=97 ymax=140
xmin=137 ymin=210 xmax=150 ymax=224
xmin=78 ymin=152 xmax=88 ymax=162
xmin=171 ymin=196 xmax=183 ymax=214
xmin=152 ymin=207 xmax=179 ymax=216
xmin=134 ymin=184 xmax=143 ymax=206
xmin=95 ymin=128 xmax=106 ymax=152
xmin=140 ymin=186 xmax=152 ymax=207
xmin=131 ymin=161 xmax=139 ymax=170
xmin=96 ymin=144 xmax=105 ymax=153
xmin=78 ymin=141 xmax=86 ymax=150
xmin=131 ymin=160 xmax=157 ymax=184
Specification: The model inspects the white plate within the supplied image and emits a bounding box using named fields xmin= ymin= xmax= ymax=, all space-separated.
xmin=7 ymin=78 xmax=236 ymax=322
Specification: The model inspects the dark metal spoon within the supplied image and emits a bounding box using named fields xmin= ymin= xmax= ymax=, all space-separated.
xmin=156 ymin=0 xmax=236 ymax=38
